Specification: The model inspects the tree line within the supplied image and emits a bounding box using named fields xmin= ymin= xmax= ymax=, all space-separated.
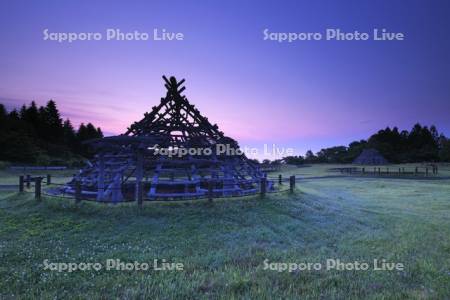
xmin=283 ymin=124 xmax=450 ymax=165
xmin=2 ymin=100 xmax=450 ymax=166
xmin=0 ymin=100 xmax=103 ymax=165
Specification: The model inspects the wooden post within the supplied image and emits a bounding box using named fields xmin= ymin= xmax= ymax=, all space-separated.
xmin=260 ymin=177 xmax=266 ymax=197
xmin=97 ymin=154 xmax=105 ymax=201
xmin=378 ymin=168 xmax=381 ymax=175
xmin=208 ymin=180 xmax=214 ymax=202
xmin=26 ymin=174 xmax=31 ymax=189
xmin=19 ymin=175 xmax=24 ymax=192
xmin=278 ymin=174 xmax=282 ymax=185
xmin=415 ymin=167 xmax=418 ymax=176
xmin=289 ymin=175 xmax=295 ymax=193
xmin=35 ymin=177 xmax=42 ymax=202
xmin=435 ymin=165 xmax=438 ymax=174
xmin=362 ymin=167 xmax=365 ymax=174
xmin=135 ymin=150 xmax=144 ymax=204
xmin=137 ymin=181 xmax=143 ymax=208
xmin=111 ymin=174 xmax=123 ymax=202
xmin=398 ymin=168 xmax=401 ymax=175
xmin=46 ymin=174 xmax=51 ymax=185
xmin=75 ymin=180 xmax=82 ymax=203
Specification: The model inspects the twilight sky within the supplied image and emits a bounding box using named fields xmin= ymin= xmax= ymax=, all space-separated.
xmin=1 ymin=0 xmax=449 ymax=159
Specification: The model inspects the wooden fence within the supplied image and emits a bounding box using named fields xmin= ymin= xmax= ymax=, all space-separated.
xmin=13 ymin=174 xmax=297 ymax=207
xmin=332 ymin=166 xmax=439 ymax=177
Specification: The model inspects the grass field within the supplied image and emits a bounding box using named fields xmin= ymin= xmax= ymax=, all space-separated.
xmin=0 ymin=164 xmax=449 ymax=299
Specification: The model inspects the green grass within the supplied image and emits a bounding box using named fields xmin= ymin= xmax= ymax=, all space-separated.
xmin=0 ymin=165 xmax=449 ymax=299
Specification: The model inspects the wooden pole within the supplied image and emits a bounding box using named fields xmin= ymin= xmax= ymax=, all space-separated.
xmin=75 ymin=180 xmax=82 ymax=204
xmin=35 ymin=177 xmax=42 ymax=202
xmin=26 ymin=174 xmax=31 ymax=189
xmin=260 ymin=177 xmax=267 ymax=198
xmin=208 ymin=180 xmax=214 ymax=202
xmin=135 ymin=150 xmax=144 ymax=204
xmin=19 ymin=175 xmax=24 ymax=192
xmin=97 ymin=154 xmax=105 ymax=201
xmin=137 ymin=181 xmax=143 ymax=208
xmin=46 ymin=174 xmax=51 ymax=185
xmin=289 ymin=175 xmax=295 ymax=193
xmin=111 ymin=174 xmax=123 ymax=202
xmin=278 ymin=174 xmax=282 ymax=185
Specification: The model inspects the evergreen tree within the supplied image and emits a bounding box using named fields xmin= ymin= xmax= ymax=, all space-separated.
xmin=439 ymin=137 xmax=450 ymax=162
xmin=41 ymin=100 xmax=64 ymax=143
xmin=85 ymin=123 xmax=102 ymax=139
xmin=8 ymin=109 xmax=19 ymax=120
xmin=0 ymin=104 xmax=6 ymax=127
xmin=283 ymin=155 xmax=305 ymax=165
xmin=76 ymin=123 xmax=103 ymax=158
xmin=63 ymin=119 xmax=77 ymax=149
xmin=0 ymin=100 xmax=104 ymax=163
xmin=19 ymin=104 xmax=27 ymax=119
xmin=97 ymin=127 xmax=103 ymax=138
xmin=305 ymin=150 xmax=317 ymax=163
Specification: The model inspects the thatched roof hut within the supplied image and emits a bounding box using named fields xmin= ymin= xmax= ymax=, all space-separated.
xmin=353 ymin=148 xmax=388 ymax=165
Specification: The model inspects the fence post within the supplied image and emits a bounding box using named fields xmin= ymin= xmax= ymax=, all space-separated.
xmin=35 ymin=177 xmax=42 ymax=202
xmin=26 ymin=174 xmax=31 ymax=189
xmin=137 ymin=181 xmax=143 ymax=208
xmin=208 ymin=180 xmax=214 ymax=202
xmin=19 ymin=175 xmax=24 ymax=192
xmin=435 ymin=165 xmax=438 ymax=174
xmin=46 ymin=174 xmax=51 ymax=185
xmin=260 ymin=177 xmax=267 ymax=198
xmin=75 ymin=180 xmax=82 ymax=204
xmin=135 ymin=149 xmax=144 ymax=207
xmin=415 ymin=167 xmax=418 ymax=176
xmin=362 ymin=167 xmax=365 ymax=174
xmin=289 ymin=175 xmax=295 ymax=193
xmin=278 ymin=174 xmax=282 ymax=185
xmin=378 ymin=168 xmax=381 ymax=175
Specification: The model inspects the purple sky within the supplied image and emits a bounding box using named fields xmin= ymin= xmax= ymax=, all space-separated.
xmin=1 ymin=0 xmax=449 ymax=159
